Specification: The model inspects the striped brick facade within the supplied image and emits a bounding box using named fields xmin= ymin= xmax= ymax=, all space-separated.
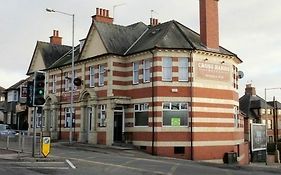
xmin=42 ymin=49 xmax=247 ymax=163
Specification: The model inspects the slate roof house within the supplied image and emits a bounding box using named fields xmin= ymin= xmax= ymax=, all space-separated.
xmin=27 ymin=0 xmax=248 ymax=164
xmin=239 ymin=84 xmax=281 ymax=143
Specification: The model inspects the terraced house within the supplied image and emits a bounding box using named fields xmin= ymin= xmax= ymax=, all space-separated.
xmin=28 ymin=0 xmax=248 ymax=163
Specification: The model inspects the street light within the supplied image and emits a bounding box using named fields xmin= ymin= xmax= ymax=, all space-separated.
xmin=46 ymin=8 xmax=75 ymax=143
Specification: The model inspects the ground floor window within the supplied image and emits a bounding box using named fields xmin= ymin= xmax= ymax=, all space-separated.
xmin=163 ymin=102 xmax=188 ymax=126
xmin=134 ymin=103 xmax=149 ymax=126
xmin=64 ymin=107 xmax=74 ymax=128
xmin=98 ymin=105 xmax=106 ymax=127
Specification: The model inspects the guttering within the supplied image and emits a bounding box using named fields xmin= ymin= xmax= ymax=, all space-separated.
xmin=190 ymin=51 xmax=194 ymax=160
xmin=149 ymin=50 xmax=155 ymax=155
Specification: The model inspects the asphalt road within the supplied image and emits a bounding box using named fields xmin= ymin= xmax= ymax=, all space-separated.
xmin=0 ymin=143 xmax=281 ymax=175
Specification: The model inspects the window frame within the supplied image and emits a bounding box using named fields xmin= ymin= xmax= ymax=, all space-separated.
xmin=133 ymin=62 xmax=139 ymax=84
xmin=162 ymin=102 xmax=188 ymax=127
xmin=162 ymin=57 xmax=172 ymax=81
xmin=89 ymin=66 xmax=95 ymax=87
xmin=178 ymin=57 xmax=188 ymax=81
xmin=143 ymin=60 xmax=151 ymax=83
xmin=51 ymin=75 xmax=56 ymax=93
xmin=134 ymin=103 xmax=149 ymax=127
xmin=98 ymin=105 xmax=106 ymax=127
xmin=98 ymin=65 xmax=105 ymax=86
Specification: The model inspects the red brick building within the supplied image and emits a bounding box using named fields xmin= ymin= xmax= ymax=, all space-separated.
xmin=27 ymin=0 xmax=248 ymax=164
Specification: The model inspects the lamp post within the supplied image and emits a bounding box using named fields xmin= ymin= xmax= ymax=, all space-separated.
xmin=46 ymin=8 xmax=75 ymax=143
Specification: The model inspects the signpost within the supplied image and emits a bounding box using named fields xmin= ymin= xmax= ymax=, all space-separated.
xmin=41 ymin=132 xmax=51 ymax=157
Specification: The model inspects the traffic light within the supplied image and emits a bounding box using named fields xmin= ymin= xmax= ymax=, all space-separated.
xmin=33 ymin=71 xmax=46 ymax=106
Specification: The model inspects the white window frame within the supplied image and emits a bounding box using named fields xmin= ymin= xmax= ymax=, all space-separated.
xmin=98 ymin=105 xmax=106 ymax=127
xmin=178 ymin=57 xmax=188 ymax=81
xmin=162 ymin=102 xmax=188 ymax=127
xmin=51 ymin=75 xmax=56 ymax=93
xmin=89 ymin=66 xmax=95 ymax=87
xmin=134 ymin=103 xmax=149 ymax=127
xmin=64 ymin=107 xmax=74 ymax=128
xmin=234 ymin=106 xmax=239 ymax=128
xmin=73 ymin=70 xmax=77 ymax=90
xmin=99 ymin=65 xmax=105 ymax=86
xmin=64 ymin=72 xmax=71 ymax=91
xmin=133 ymin=62 xmax=139 ymax=84
xmin=143 ymin=60 xmax=151 ymax=83
xmin=162 ymin=57 xmax=172 ymax=81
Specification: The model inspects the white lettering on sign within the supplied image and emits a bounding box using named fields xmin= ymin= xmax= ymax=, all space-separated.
xmin=196 ymin=61 xmax=231 ymax=82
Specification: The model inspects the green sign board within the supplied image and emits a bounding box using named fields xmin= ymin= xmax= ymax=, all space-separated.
xmin=171 ymin=117 xmax=181 ymax=126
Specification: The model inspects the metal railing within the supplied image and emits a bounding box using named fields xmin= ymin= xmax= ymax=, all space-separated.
xmin=0 ymin=131 xmax=41 ymax=155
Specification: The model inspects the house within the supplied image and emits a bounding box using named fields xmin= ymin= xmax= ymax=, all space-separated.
xmin=239 ymin=84 xmax=278 ymax=142
xmin=32 ymin=0 xmax=248 ymax=164
xmin=3 ymin=78 xmax=29 ymax=130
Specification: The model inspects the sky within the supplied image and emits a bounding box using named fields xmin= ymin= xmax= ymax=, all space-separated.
xmin=0 ymin=0 xmax=281 ymax=101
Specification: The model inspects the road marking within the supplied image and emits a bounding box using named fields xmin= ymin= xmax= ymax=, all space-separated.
xmin=168 ymin=163 xmax=180 ymax=175
xmin=6 ymin=167 xmax=69 ymax=170
xmin=66 ymin=159 xmax=76 ymax=169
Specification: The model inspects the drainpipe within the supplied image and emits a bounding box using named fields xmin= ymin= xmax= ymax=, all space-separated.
xmin=58 ymin=68 xmax=63 ymax=140
xmin=190 ymin=51 xmax=194 ymax=160
xmin=149 ymin=50 xmax=155 ymax=155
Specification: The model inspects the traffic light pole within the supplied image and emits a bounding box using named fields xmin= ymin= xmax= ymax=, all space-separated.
xmin=32 ymin=106 xmax=37 ymax=157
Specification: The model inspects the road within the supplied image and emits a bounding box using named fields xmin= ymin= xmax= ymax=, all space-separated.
xmin=0 ymin=143 xmax=281 ymax=175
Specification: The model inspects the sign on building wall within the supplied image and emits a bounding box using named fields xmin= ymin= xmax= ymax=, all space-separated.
xmin=251 ymin=123 xmax=267 ymax=151
xmin=195 ymin=61 xmax=231 ymax=82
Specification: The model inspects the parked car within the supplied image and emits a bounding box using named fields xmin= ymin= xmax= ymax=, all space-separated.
xmin=0 ymin=124 xmax=18 ymax=137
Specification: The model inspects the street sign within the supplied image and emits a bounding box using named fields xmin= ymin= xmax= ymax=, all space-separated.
xmin=41 ymin=136 xmax=51 ymax=157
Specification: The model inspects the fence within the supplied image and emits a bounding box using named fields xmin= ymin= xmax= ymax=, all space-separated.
xmin=0 ymin=131 xmax=41 ymax=156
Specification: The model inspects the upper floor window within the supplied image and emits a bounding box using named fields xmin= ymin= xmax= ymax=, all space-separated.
xmin=89 ymin=66 xmax=95 ymax=87
xmin=51 ymin=75 xmax=56 ymax=93
xmin=133 ymin=62 xmax=139 ymax=84
xmin=163 ymin=102 xmax=188 ymax=126
xmin=64 ymin=72 xmax=71 ymax=91
xmin=162 ymin=57 xmax=172 ymax=81
xmin=73 ymin=70 xmax=77 ymax=90
xmin=7 ymin=90 xmax=18 ymax=102
xmin=99 ymin=65 xmax=105 ymax=86
xmin=143 ymin=60 xmax=151 ymax=83
xmin=178 ymin=58 xmax=188 ymax=81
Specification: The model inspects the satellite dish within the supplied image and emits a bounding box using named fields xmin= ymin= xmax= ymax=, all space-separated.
xmin=238 ymin=71 xmax=244 ymax=79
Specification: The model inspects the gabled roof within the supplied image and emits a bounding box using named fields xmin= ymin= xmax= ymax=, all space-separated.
xmin=239 ymin=94 xmax=273 ymax=118
xmin=27 ymin=41 xmax=71 ymax=75
xmin=94 ymin=21 xmax=148 ymax=55
xmin=6 ymin=79 xmax=27 ymax=91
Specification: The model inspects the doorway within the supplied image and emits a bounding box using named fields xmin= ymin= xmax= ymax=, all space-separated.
xmin=113 ymin=107 xmax=124 ymax=142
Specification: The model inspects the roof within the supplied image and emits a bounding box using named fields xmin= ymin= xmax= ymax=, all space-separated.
xmin=0 ymin=86 xmax=5 ymax=94
xmin=94 ymin=21 xmax=148 ymax=55
xmin=6 ymin=79 xmax=27 ymax=90
xmin=48 ymin=45 xmax=80 ymax=69
xmin=94 ymin=20 xmax=237 ymax=57
xmin=267 ymin=101 xmax=281 ymax=109
xmin=239 ymin=94 xmax=274 ymax=119
xmin=27 ymin=41 xmax=71 ymax=74
xmin=126 ymin=21 xmax=236 ymax=56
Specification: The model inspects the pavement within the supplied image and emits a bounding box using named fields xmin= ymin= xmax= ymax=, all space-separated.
xmin=1 ymin=141 xmax=281 ymax=174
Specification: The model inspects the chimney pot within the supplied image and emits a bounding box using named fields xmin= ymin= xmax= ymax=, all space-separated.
xmin=92 ymin=7 xmax=113 ymax=24
xmin=50 ymin=30 xmax=62 ymax=45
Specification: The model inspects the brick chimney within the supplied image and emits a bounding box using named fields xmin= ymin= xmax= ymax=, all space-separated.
xmin=245 ymin=84 xmax=256 ymax=96
xmin=150 ymin=18 xmax=159 ymax=26
xmin=199 ymin=0 xmax=219 ymax=50
xmin=92 ymin=8 xmax=113 ymax=23
xmin=49 ymin=30 xmax=62 ymax=45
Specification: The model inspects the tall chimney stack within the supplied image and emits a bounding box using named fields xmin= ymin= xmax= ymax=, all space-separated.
xmin=49 ymin=30 xmax=62 ymax=45
xmin=200 ymin=0 xmax=219 ymax=50
xmin=92 ymin=8 xmax=113 ymax=23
